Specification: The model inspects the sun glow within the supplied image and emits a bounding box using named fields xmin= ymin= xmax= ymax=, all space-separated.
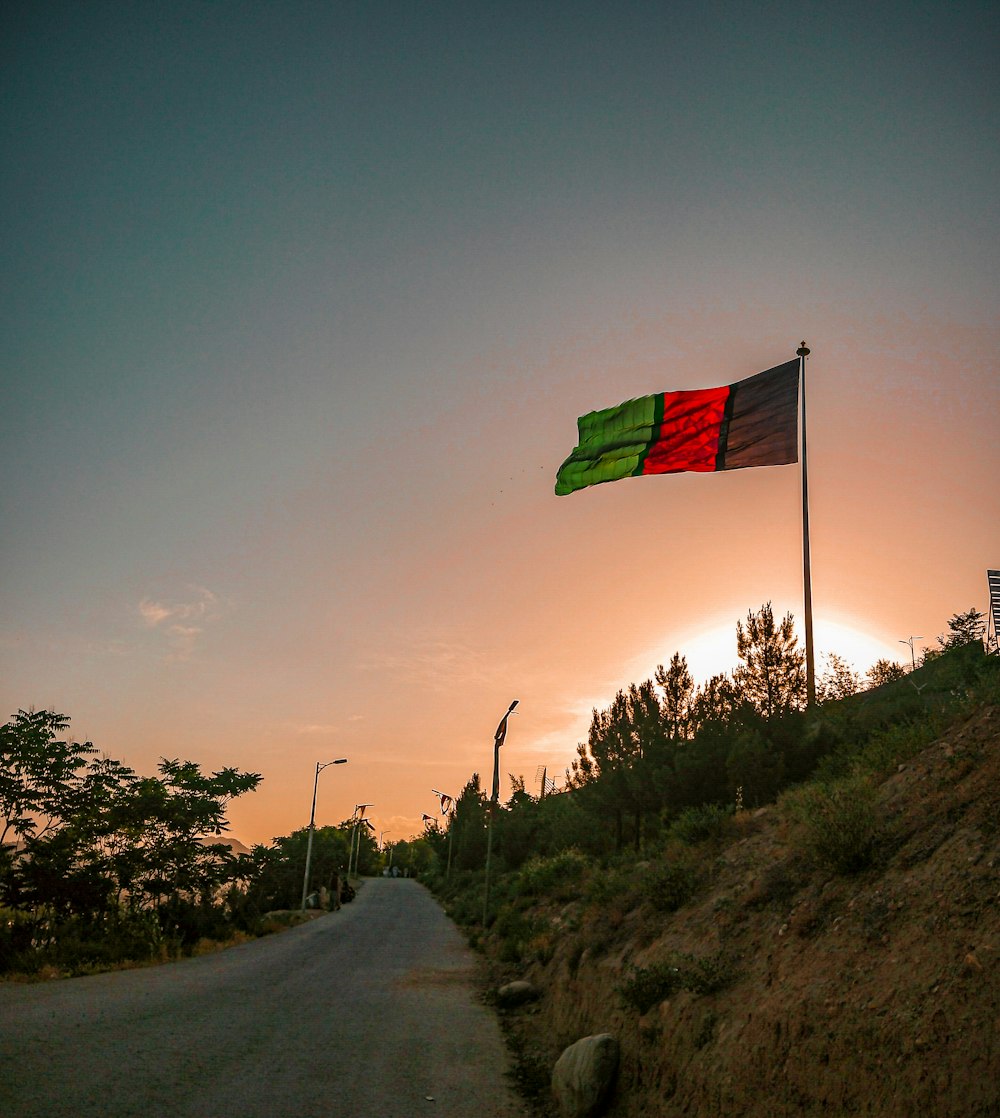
xmin=640 ymin=614 xmax=906 ymax=690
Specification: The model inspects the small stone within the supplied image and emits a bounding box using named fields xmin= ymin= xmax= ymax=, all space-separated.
xmin=497 ymin=979 xmax=540 ymax=1007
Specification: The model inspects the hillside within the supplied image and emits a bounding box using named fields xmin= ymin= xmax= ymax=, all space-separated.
xmin=486 ymin=701 xmax=999 ymax=1116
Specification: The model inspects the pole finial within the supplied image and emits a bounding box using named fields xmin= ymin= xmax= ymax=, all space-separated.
xmin=797 ymin=341 xmax=810 ymax=357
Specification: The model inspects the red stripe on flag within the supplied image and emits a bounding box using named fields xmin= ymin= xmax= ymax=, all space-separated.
xmin=641 ymin=385 xmax=730 ymax=475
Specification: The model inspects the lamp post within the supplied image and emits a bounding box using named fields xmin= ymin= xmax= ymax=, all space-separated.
xmin=483 ymin=700 xmax=518 ymax=926
xmin=432 ymin=789 xmax=456 ymax=879
xmin=899 ymin=636 xmax=922 ymax=672
xmin=347 ymin=805 xmax=373 ymax=879
xmin=301 ymin=758 xmax=347 ymax=911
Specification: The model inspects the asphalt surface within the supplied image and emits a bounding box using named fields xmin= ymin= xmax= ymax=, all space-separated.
xmin=0 ymin=878 xmax=528 ymax=1118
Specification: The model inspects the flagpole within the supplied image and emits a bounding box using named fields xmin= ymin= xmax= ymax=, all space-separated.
xmin=797 ymin=341 xmax=816 ymax=706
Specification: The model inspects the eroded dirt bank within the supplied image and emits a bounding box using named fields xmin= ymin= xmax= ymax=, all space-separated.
xmin=490 ymin=706 xmax=998 ymax=1117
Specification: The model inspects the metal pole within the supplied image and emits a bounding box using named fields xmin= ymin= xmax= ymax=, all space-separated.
xmin=483 ymin=700 xmax=518 ymax=926
xmin=300 ymin=762 xmax=320 ymax=911
xmin=797 ymin=342 xmax=816 ymax=707
xmin=446 ymin=815 xmax=454 ymax=879
xmin=301 ymin=758 xmax=347 ymax=910
xmin=899 ymin=636 xmax=922 ymax=672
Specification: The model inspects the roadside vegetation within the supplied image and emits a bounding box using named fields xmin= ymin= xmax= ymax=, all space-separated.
xmin=418 ymin=603 xmax=996 ymax=953
xmin=4 ymin=601 xmax=993 ymax=985
xmin=0 ymin=718 xmax=395 ymax=977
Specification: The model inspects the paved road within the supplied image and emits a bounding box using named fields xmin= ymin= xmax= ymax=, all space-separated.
xmin=0 ymin=878 xmax=528 ymax=1118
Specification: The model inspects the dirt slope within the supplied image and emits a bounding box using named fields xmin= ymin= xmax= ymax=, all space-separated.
xmin=494 ymin=705 xmax=999 ymax=1116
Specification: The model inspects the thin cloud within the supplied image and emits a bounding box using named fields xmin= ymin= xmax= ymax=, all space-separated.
xmin=136 ymin=586 xmax=223 ymax=661
xmin=359 ymin=637 xmax=496 ymax=692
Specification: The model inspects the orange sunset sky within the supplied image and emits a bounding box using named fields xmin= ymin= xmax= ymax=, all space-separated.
xmin=3 ymin=3 xmax=998 ymax=849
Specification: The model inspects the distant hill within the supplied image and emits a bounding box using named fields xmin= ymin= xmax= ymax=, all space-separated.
xmin=197 ymin=835 xmax=251 ymax=856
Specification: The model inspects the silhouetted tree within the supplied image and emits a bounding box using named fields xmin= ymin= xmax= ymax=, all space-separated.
xmin=689 ymin=673 xmax=739 ymax=732
xmin=452 ymin=773 xmax=487 ymax=870
xmin=733 ymin=603 xmax=806 ymax=718
xmin=938 ymin=608 xmax=986 ymax=649
xmin=865 ymin=658 xmax=906 ymax=688
xmin=817 ymin=652 xmax=861 ymax=703
xmin=656 ymin=653 xmax=694 ymax=740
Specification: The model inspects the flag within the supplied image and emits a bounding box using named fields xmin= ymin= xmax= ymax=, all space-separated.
xmin=554 ymin=359 xmax=799 ymax=496
xmin=432 ymin=789 xmax=453 ymax=815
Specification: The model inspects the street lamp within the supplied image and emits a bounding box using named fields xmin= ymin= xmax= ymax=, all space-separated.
xmin=484 ymin=700 xmax=518 ymax=925
xmin=347 ymin=805 xmax=373 ymax=879
xmin=899 ymin=636 xmax=922 ymax=672
xmin=432 ymin=789 xmax=456 ymax=879
xmin=301 ymin=758 xmax=347 ymax=911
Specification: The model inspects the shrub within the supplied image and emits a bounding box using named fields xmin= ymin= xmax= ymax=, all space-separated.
xmin=786 ymin=774 xmax=881 ymax=874
xmin=618 ymin=961 xmax=684 ymax=1013
xmin=681 ymin=950 xmax=736 ymax=995
xmin=669 ymin=803 xmax=733 ymax=845
xmin=618 ymin=951 xmax=737 ymax=1012
xmin=517 ymin=849 xmax=590 ymax=899
xmin=640 ymin=860 xmax=700 ymax=913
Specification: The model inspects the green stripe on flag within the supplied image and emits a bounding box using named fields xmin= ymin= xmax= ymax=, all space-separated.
xmin=554 ymin=393 xmax=659 ymax=496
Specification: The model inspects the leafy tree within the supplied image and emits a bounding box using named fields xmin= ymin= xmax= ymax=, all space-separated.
xmin=817 ymin=653 xmax=861 ymax=703
xmin=656 ymin=653 xmax=694 ymax=740
xmin=733 ymin=603 xmax=806 ymax=718
xmin=248 ymin=825 xmax=351 ymax=911
xmin=689 ymin=673 xmax=739 ymax=732
xmin=569 ymin=680 xmax=667 ymax=851
xmin=1 ymin=710 xmax=94 ymax=854
xmin=865 ymin=658 xmax=905 ymax=688
xmin=451 ymin=773 xmax=487 ymax=870
xmin=938 ymin=608 xmax=986 ymax=650
xmin=493 ymin=775 xmax=539 ymax=870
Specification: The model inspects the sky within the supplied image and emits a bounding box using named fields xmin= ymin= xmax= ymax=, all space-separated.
xmin=3 ymin=1 xmax=998 ymax=849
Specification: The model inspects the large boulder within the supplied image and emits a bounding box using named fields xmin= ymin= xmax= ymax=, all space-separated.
xmin=551 ymin=1033 xmax=619 ymax=1118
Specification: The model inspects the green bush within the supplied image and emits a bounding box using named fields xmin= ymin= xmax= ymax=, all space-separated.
xmin=618 ymin=961 xmax=684 ymax=1012
xmin=517 ymin=849 xmax=590 ymax=898
xmin=681 ymin=950 xmax=736 ymax=995
xmin=786 ymin=774 xmax=881 ymax=874
xmin=640 ymin=860 xmax=700 ymax=913
xmin=0 ymin=907 xmax=40 ymax=973
xmin=618 ymin=951 xmax=736 ymax=1012
xmin=669 ymin=803 xmax=733 ymax=845
xmin=0 ymin=908 xmax=165 ymax=976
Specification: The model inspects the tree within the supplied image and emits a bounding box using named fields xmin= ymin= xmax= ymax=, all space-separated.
xmin=865 ymin=658 xmax=905 ymax=688
xmin=569 ymin=680 xmax=666 ymax=851
xmin=451 ymin=774 xmax=487 ymax=871
xmin=817 ymin=653 xmax=861 ymax=703
xmin=938 ymin=608 xmax=986 ymax=650
xmin=1 ymin=710 xmax=94 ymax=854
xmin=733 ymin=603 xmax=806 ymax=718
xmin=656 ymin=653 xmax=694 ymax=740
xmin=689 ymin=673 xmax=739 ymax=732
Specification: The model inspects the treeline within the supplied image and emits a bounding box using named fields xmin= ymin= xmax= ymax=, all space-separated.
xmin=0 ymin=713 xmax=386 ymax=975
xmin=422 ymin=603 xmax=991 ymax=893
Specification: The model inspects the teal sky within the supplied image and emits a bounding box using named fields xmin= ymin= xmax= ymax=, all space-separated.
xmin=3 ymin=2 xmax=998 ymax=845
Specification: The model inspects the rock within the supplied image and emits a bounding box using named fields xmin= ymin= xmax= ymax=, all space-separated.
xmin=551 ymin=1033 xmax=619 ymax=1118
xmin=497 ymin=980 xmax=539 ymax=1007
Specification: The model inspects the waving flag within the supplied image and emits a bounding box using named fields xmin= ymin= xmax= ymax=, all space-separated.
xmin=554 ymin=359 xmax=798 ymax=496
xmin=432 ymin=789 xmax=453 ymax=815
